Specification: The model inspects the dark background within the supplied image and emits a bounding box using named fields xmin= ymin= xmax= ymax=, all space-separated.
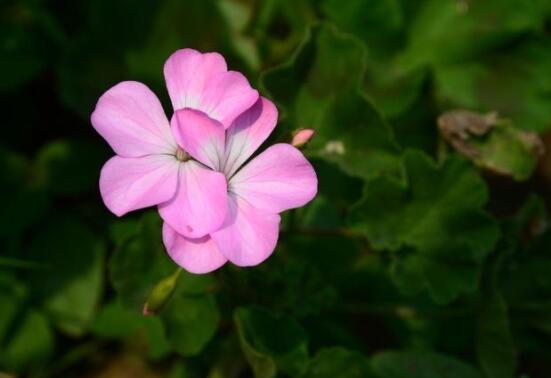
xmin=2 ymin=0 xmax=551 ymax=377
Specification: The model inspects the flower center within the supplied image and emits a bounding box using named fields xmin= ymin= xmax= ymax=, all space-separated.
xmin=175 ymin=147 xmax=191 ymax=162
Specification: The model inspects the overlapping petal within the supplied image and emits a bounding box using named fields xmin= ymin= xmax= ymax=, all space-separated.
xmin=200 ymin=71 xmax=259 ymax=128
xmin=211 ymin=194 xmax=280 ymax=267
xmin=229 ymin=144 xmax=318 ymax=213
xmin=163 ymin=223 xmax=227 ymax=274
xmin=164 ymin=49 xmax=227 ymax=110
xmin=223 ymin=97 xmax=278 ymax=177
xmin=158 ymin=161 xmax=228 ymax=239
xmin=93 ymin=47 xmax=318 ymax=273
xmin=99 ymin=155 xmax=180 ymax=217
xmin=91 ymin=81 xmax=176 ymax=157
xmin=172 ymin=109 xmax=225 ymax=170
xmin=164 ymin=49 xmax=258 ymax=127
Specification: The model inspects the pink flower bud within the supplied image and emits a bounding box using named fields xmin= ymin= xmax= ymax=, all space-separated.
xmin=292 ymin=129 xmax=315 ymax=148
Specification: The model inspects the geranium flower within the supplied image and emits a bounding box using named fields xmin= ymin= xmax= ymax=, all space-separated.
xmin=91 ymin=49 xmax=317 ymax=273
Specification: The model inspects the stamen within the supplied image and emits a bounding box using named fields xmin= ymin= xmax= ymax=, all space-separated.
xmin=176 ymin=147 xmax=191 ymax=162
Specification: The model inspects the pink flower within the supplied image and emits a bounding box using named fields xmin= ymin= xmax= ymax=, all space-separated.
xmin=91 ymin=49 xmax=317 ymax=273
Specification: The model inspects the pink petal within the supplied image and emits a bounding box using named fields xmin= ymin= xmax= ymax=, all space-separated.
xmin=200 ymin=71 xmax=259 ymax=128
xmin=158 ymin=161 xmax=228 ymax=239
xmin=222 ymin=97 xmax=278 ymax=177
xmin=163 ymin=223 xmax=227 ymax=274
xmin=229 ymin=144 xmax=318 ymax=213
xmin=164 ymin=49 xmax=227 ymax=110
xmin=172 ymin=109 xmax=225 ymax=170
xmin=100 ymin=155 xmax=179 ymax=217
xmin=91 ymin=81 xmax=176 ymax=157
xmin=211 ymin=194 xmax=281 ymax=267
xmin=164 ymin=49 xmax=258 ymax=128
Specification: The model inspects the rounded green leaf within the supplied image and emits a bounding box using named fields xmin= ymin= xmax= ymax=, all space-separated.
xmin=235 ymin=306 xmax=309 ymax=378
xmin=302 ymin=347 xmax=373 ymax=378
xmin=371 ymin=351 xmax=483 ymax=378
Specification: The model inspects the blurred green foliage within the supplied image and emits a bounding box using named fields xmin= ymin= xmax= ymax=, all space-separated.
xmin=1 ymin=0 xmax=551 ymax=377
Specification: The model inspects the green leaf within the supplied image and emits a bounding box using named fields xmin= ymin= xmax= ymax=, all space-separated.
xmin=109 ymin=211 xmax=175 ymax=311
xmin=109 ymin=212 xmax=219 ymax=357
xmin=0 ymin=277 xmax=54 ymax=374
xmin=473 ymin=196 xmax=524 ymax=378
xmin=24 ymin=217 xmax=104 ymax=336
xmin=0 ymin=147 xmax=49 ymax=242
xmin=371 ymin=351 xmax=483 ymax=378
xmin=399 ymin=0 xmax=548 ymax=69
xmin=350 ymin=151 xmax=499 ymax=302
xmin=0 ymin=1 xmax=61 ymax=91
xmin=35 ymin=139 xmax=109 ymax=195
xmin=302 ymin=347 xmax=373 ymax=378
xmin=498 ymin=197 xmax=551 ymax=355
xmin=261 ymin=23 xmax=401 ymax=181
xmin=0 ymin=308 xmax=54 ymax=373
xmin=234 ymin=306 xmax=309 ymax=378
xmin=438 ymin=110 xmax=543 ymax=181
xmin=320 ymin=0 xmax=403 ymax=57
xmin=320 ymin=0 xmax=426 ymax=119
xmin=217 ymin=0 xmax=260 ymax=71
xmin=57 ymin=0 xmax=160 ymax=117
xmin=160 ymin=274 xmax=220 ymax=356
xmin=435 ymin=39 xmax=551 ymax=133
xmin=126 ymin=0 xmax=244 ymax=85
xmin=476 ymin=279 xmax=517 ymax=378
xmin=92 ymin=301 xmax=171 ymax=360
xmin=155 ymin=270 xmax=219 ymax=356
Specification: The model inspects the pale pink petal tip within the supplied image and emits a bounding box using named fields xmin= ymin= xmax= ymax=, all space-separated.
xmin=163 ymin=223 xmax=227 ymax=274
xmin=212 ymin=195 xmax=281 ymax=267
xmin=292 ymin=128 xmax=315 ymax=148
xmin=163 ymin=49 xmax=258 ymax=127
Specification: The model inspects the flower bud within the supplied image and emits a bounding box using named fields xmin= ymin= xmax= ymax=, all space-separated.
xmin=291 ymin=128 xmax=315 ymax=148
xmin=143 ymin=268 xmax=182 ymax=315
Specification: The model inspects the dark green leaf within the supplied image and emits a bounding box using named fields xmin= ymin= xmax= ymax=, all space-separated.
xmin=399 ymin=0 xmax=548 ymax=68
xmin=0 ymin=309 xmax=54 ymax=373
xmin=371 ymin=351 xmax=484 ymax=378
xmin=350 ymin=151 xmax=499 ymax=302
xmin=0 ymin=1 xmax=60 ymax=91
xmin=302 ymin=347 xmax=373 ymax=378
xmin=109 ymin=211 xmax=175 ymax=311
xmin=0 ymin=279 xmax=54 ymax=374
xmin=235 ymin=306 xmax=309 ymax=378
xmin=438 ymin=110 xmax=543 ymax=180
xmin=35 ymin=139 xmax=109 ymax=195
xmin=160 ymin=281 xmax=220 ymax=356
xmin=262 ymin=24 xmax=401 ymax=180
xmin=25 ymin=217 xmax=104 ymax=336
xmin=434 ymin=39 xmax=551 ymax=132
xmin=92 ymin=301 xmax=171 ymax=360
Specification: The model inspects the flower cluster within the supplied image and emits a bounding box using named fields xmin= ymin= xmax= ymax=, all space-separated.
xmin=91 ymin=49 xmax=317 ymax=273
